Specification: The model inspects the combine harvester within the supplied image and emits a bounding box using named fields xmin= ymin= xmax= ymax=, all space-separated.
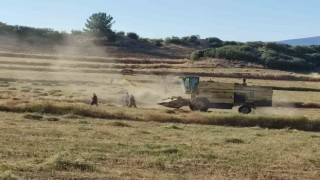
xmin=159 ymin=76 xmax=273 ymax=114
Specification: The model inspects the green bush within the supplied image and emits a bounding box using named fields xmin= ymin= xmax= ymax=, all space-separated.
xmin=0 ymin=22 xmax=64 ymax=44
xmin=195 ymin=45 xmax=259 ymax=62
xmin=165 ymin=36 xmax=185 ymax=45
xmin=188 ymin=35 xmax=200 ymax=42
xmin=265 ymin=43 xmax=293 ymax=54
xmin=181 ymin=35 xmax=200 ymax=44
xmin=191 ymin=50 xmax=206 ymax=60
xmin=106 ymin=32 xmax=117 ymax=42
xmin=165 ymin=35 xmax=200 ymax=45
xmin=262 ymin=51 xmax=314 ymax=70
xmin=223 ymin=41 xmax=240 ymax=46
xmin=207 ymin=37 xmax=223 ymax=48
xmin=311 ymin=45 xmax=320 ymax=52
xmin=149 ymin=39 xmax=163 ymax=46
xmin=307 ymin=53 xmax=320 ymax=65
xmin=292 ymin=46 xmax=317 ymax=56
xmin=127 ymin=32 xmax=139 ymax=40
xmin=246 ymin=41 xmax=265 ymax=48
xmin=191 ymin=40 xmax=320 ymax=71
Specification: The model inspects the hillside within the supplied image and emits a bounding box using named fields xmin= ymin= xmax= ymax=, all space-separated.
xmin=1 ymin=21 xmax=320 ymax=72
xmin=0 ymin=23 xmax=320 ymax=180
xmin=192 ymin=42 xmax=320 ymax=72
xmin=0 ymin=36 xmax=195 ymax=59
xmin=279 ymin=36 xmax=320 ymax=46
xmin=0 ymin=21 xmax=201 ymax=59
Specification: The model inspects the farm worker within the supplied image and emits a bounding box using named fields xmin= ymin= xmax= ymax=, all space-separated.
xmin=91 ymin=93 xmax=98 ymax=106
xmin=128 ymin=94 xmax=137 ymax=108
xmin=124 ymin=92 xmax=130 ymax=107
xmin=242 ymin=78 xmax=247 ymax=86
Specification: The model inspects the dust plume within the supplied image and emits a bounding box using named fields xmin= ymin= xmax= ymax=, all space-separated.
xmin=255 ymin=91 xmax=300 ymax=117
xmin=123 ymin=74 xmax=182 ymax=108
xmin=0 ymin=33 xmax=183 ymax=108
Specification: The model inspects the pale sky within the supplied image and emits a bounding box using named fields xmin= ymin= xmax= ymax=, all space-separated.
xmin=0 ymin=0 xmax=319 ymax=41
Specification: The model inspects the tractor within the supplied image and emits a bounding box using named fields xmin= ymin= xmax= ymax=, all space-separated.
xmin=159 ymin=76 xmax=273 ymax=114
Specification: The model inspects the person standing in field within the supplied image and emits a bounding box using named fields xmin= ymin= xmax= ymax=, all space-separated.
xmin=128 ymin=94 xmax=137 ymax=108
xmin=242 ymin=78 xmax=247 ymax=86
xmin=91 ymin=93 xmax=98 ymax=106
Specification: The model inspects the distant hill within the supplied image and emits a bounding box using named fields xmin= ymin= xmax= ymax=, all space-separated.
xmin=279 ymin=36 xmax=320 ymax=46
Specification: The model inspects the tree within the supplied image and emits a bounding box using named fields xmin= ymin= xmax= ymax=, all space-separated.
xmin=207 ymin=37 xmax=223 ymax=48
xmin=84 ymin=12 xmax=115 ymax=40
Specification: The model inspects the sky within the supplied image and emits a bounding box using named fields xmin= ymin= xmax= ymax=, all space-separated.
xmin=0 ymin=0 xmax=319 ymax=42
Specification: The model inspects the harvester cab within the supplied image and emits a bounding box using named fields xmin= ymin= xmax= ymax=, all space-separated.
xmin=180 ymin=76 xmax=200 ymax=94
xmin=159 ymin=76 xmax=273 ymax=114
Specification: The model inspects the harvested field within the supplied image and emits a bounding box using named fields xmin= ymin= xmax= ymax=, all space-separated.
xmin=0 ymin=112 xmax=319 ymax=179
xmin=0 ymin=52 xmax=319 ymax=179
xmin=0 ymin=102 xmax=319 ymax=131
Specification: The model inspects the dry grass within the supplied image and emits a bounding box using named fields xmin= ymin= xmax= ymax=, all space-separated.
xmin=144 ymin=111 xmax=320 ymax=132
xmin=310 ymin=72 xmax=320 ymax=79
xmin=274 ymin=102 xmax=320 ymax=109
xmin=39 ymin=153 xmax=95 ymax=172
xmin=0 ymin=102 xmax=319 ymax=132
xmin=0 ymin=112 xmax=319 ymax=179
xmin=0 ymin=59 xmax=177 ymax=70
xmin=0 ymin=52 xmax=185 ymax=64
xmin=1 ymin=64 xmax=320 ymax=82
xmin=1 ymin=55 xmax=320 ymax=83
xmin=0 ymin=51 xmax=320 ymax=179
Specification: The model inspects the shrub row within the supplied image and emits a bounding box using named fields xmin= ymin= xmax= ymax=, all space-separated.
xmin=191 ymin=42 xmax=320 ymax=71
xmin=165 ymin=35 xmax=200 ymax=45
xmin=0 ymin=22 xmax=66 ymax=44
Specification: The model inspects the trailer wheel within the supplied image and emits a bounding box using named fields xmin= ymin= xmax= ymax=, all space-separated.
xmin=238 ymin=105 xmax=252 ymax=114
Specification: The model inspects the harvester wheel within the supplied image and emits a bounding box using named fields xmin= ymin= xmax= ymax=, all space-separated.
xmin=238 ymin=105 xmax=252 ymax=114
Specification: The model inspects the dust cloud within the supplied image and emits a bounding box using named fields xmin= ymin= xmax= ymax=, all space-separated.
xmin=255 ymin=91 xmax=299 ymax=117
xmin=31 ymin=37 xmax=182 ymax=107
xmin=0 ymin=33 xmax=185 ymax=108
xmin=124 ymin=75 xmax=182 ymax=107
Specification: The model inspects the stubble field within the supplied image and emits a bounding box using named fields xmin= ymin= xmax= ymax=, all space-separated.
xmin=0 ymin=52 xmax=319 ymax=179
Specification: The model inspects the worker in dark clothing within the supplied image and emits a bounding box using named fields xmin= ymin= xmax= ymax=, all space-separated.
xmin=128 ymin=94 xmax=137 ymax=108
xmin=91 ymin=93 xmax=98 ymax=106
xmin=242 ymin=78 xmax=247 ymax=86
